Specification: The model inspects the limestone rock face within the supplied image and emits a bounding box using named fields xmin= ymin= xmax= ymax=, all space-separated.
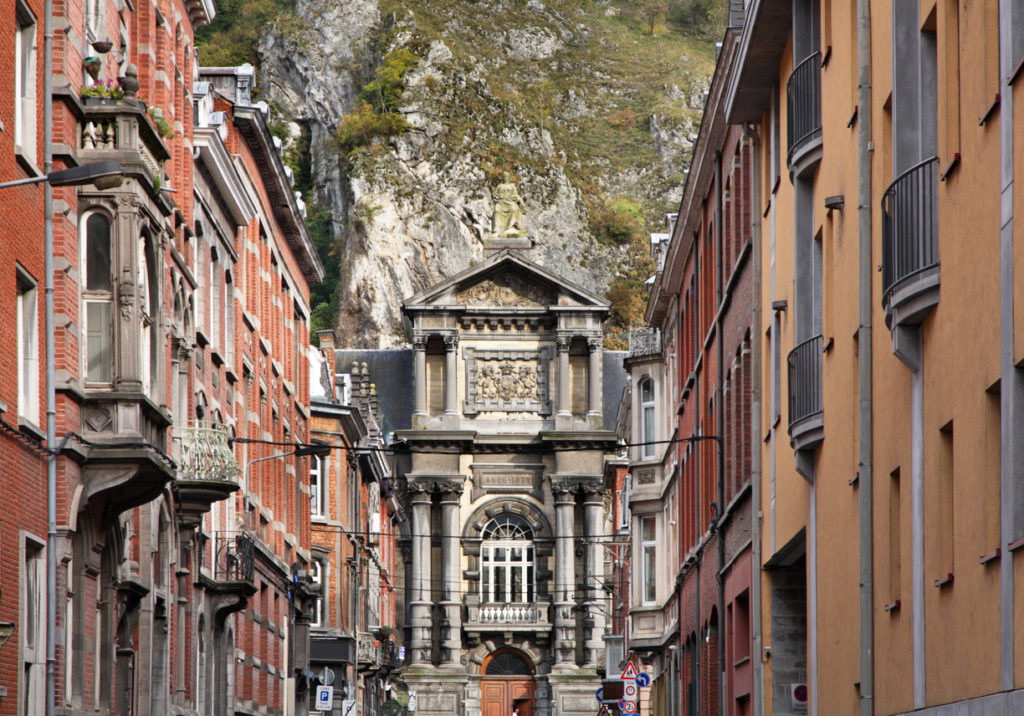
xmin=258 ymin=1 xmax=711 ymax=348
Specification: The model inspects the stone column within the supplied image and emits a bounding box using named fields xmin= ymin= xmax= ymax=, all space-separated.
xmin=587 ymin=337 xmax=603 ymax=426
xmin=409 ymin=483 xmax=433 ymax=665
xmin=114 ymin=193 xmax=142 ymax=391
xmin=553 ymin=482 xmax=577 ymax=668
xmin=438 ymin=481 xmax=464 ymax=666
xmin=443 ymin=334 xmax=459 ymax=420
xmin=582 ymin=483 xmax=606 ymax=667
xmin=556 ymin=335 xmax=572 ymax=422
xmin=412 ymin=335 xmax=427 ymax=426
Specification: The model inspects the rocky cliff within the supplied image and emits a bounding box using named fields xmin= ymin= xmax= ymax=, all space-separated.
xmin=253 ymin=0 xmax=714 ymax=348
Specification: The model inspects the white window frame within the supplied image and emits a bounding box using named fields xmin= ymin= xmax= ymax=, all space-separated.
xmin=310 ymin=560 xmax=323 ymax=627
xmin=21 ymin=535 xmax=46 ymax=716
xmin=15 ymin=2 xmax=37 ymax=165
xmin=17 ymin=268 xmax=39 ymax=425
xmin=619 ymin=474 xmax=631 ymax=529
xmin=81 ymin=211 xmax=114 ymax=386
xmin=310 ymin=456 xmax=327 ymax=517
xmin=640 ymin=378 xmax=656 ymax=459
xmin=640 ymin=516 xmax=657 ymax=606
xmin=479 ymin=518 xmax=535 ymax=605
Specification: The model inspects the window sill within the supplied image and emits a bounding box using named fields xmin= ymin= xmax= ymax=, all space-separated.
xmin=979 ymin=548 xmax=1000 ymax=565
xmin=939 ymin=154 xmax=960 ymax=182
xmin=733 ymin=655 xmax=751 ymax=668
xmin=1008 ymin=537 xmax=1024 ymax=552
xmin=17 ymin=417 xmax=45 ymax=443
xmin=979 ymin=94 xmax=1000 ymax=126
xmin=14 ymin=150 xmax=42 ymax=178
xmin=1008 ymin=55 xmax=1024 ymax=87
xmin=933 ymin=573 xmax=954 ymax=588
xmin=884 ymin=599 xmax=901 ymax=613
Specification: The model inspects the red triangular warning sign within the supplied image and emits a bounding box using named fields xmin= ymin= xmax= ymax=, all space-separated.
xmin=620 ymin=662 xmax=639 ymax=680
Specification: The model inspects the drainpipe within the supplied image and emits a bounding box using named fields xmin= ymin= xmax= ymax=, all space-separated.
xmin=43 ymin=0 xmax=56 ymax=713
xmin=748 ymin=125 xmax=765 ymax=716
xmin=856 ymin=0 xmax=875 ymax=714
xmin=714 ymin=150 xmax=727 ymax=716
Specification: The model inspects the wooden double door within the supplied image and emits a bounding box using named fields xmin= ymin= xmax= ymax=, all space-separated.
xmin=480 ymin=678 xmax=535 ymax=716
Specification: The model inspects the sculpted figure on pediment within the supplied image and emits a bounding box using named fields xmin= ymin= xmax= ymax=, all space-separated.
xmin=457 ymin=271 xmax=553 ymax=308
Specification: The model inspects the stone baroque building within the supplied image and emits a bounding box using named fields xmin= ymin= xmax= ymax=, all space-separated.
xmin=394 ymin=249 xmax=618 ymax=716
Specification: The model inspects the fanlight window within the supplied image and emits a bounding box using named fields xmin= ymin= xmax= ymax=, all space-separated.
xmin=480 ymin=515 xmax=535 ymax=604
xmin=484 ymin=651 xmax=532 ymax=676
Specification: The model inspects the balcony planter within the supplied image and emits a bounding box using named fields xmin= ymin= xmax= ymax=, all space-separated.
xmin=83 ymin=96 xmax=121 ymax=108
xmin=881 ymin=156 xmax=940 ymax=330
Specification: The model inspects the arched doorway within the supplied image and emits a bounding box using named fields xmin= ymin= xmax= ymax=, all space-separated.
xmin=480 ymin=649 xmax=535 ymax=716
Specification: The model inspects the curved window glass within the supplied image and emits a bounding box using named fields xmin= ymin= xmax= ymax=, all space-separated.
xmin=484 ymin=650 xmax=532 ymax=676
xmin=480 ymin=515 xmax=534 ymax=604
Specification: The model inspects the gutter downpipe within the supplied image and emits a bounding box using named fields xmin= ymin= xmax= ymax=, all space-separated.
xmin=715 ymin=150 xmax=727 ymax=716
xmin=749 ymin=125 xmax=765 ymax=716
xmin=44 ymin=0 xmax=57 ymax=712
xmin=857 ymin=0 xmax=875 ymax=714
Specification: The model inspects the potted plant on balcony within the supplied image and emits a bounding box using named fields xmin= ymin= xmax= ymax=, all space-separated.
xmin=82 ymin=79 xmax=126 ymax=107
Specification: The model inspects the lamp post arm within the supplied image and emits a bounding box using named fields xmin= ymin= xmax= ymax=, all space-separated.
xmin=243 ymin=450 xmax=299 ymax=506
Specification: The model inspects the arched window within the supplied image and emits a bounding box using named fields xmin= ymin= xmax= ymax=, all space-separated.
xmin=640 ymin=378 xmax=656 ymax=459
xmin=480 ymin=515 xmax=535 ymax=604
xmin=82 ymin=212 xmax=113 ymax=383
xmin=484 ymin=650 xmax=533 ymax=676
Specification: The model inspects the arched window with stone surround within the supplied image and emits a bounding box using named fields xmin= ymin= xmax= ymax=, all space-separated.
xmin=480 ymin=515 xmax=535 ymax=604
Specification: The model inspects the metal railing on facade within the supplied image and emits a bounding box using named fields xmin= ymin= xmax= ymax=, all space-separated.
xmin=172 ymin=423 xmax=240 ymax=482
xmin=786 ymin=51 xmax=822 ymax=165
xmin=212 ymin=532 xmax=255 ymax=583
xmin=787 ymin=334 xmax=823 ymax=432
xmin=881 ymin=156 xmax=939 ymax=306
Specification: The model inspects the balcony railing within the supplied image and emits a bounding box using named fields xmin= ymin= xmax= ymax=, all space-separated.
xmin=212 ymin=532 xmax=255 ymax=584
xmin=787 ymin=335 xmax=823 ymax=434
xmin=79 ymin=98 xmax=170 ymax=191
xmin=628 ymin=327 xmax=661 ymax=358
xmin=173 ymin=423 xmax=240 ymax=482
xmin=465 ymin=598 xmax=551 ymax=631
xmin=786 ymin=51 xmax=822 ymax=167
xmin=881 ymin=156 xmax=939 ymax=322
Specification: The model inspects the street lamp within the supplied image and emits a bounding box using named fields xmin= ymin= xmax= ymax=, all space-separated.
xmin=242 ymin=443 xmax=331 ymax=512
xmin=0 ymin=160 xmax=125 ymax=190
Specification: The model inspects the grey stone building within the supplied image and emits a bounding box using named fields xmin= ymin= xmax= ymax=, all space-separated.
xmin=391 ymin=249 xmax=620 ymax=716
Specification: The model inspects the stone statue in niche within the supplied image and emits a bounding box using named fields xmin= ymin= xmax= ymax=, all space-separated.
xmin=491 ymin=172 xmax=526 ymax=237
xmin=477 ymin=360 xmax=538 ymax=402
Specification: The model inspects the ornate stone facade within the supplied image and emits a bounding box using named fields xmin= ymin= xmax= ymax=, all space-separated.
xmin=395 ymin=250 xmax=619 ymax=716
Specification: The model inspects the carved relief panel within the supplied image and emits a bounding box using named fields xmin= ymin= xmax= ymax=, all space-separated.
xmin=463 ymin=347 xmax=552 ymax=416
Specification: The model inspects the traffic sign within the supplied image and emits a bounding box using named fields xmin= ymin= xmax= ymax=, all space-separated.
xmin=319 ymin=667 xmax=335 ymax=686
xmin=315 ymin=685 xmax=334 ymax=711
xmin=623 ymin=681 xmax=638 ymax=700
xmin=635 ymin=672 xmax=651 ymax=688
xmin=620 ymin=699 xmax=637 ymax=713
xmin=620 ymin=662 xmax=639 ymax=680
xmin=595 ymin=687 xmax=603 ymax=703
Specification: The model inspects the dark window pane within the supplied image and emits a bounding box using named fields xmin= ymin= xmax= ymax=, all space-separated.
xmin=86 ymin=214 xmax=111 ymax=291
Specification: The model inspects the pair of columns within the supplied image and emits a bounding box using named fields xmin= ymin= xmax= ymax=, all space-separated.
xmin=555 ymin=334 xmax=604 ymax=422
xmin=552 ymin=480 xmax=606 ymax=669
xmin=412 ymin=333 xmax=459 ymax=422
xmin=408 ymin=480 xmax=463 ymax=667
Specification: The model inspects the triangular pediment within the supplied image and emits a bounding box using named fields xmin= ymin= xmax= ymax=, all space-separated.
xmin=403 ymin=250 xmax=610 ymax=311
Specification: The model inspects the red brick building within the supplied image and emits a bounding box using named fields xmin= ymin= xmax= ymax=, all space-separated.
xmin=0 ymin=0 xmax=326 ymax=712
xmin=623 ymin=28 xmax=758 ymax=716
